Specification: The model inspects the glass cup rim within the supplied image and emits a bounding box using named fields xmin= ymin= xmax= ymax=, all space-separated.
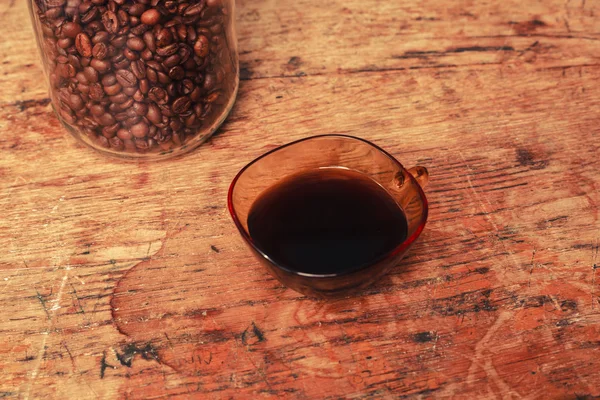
xmin=227 ymin=134 xmax=429 ymax=278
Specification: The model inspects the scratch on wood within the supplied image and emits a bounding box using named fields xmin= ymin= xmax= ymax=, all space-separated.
xmin=466 ymin=311 xmax=514 ymax=394
xmin=36 ymin=290 xmax=51 ymax=320
xmin=529 ymin=248 xmax=537 ymax=287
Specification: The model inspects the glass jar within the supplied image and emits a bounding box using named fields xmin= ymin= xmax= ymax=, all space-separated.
xmin=29 ymin=0 xmax=238 ymax=160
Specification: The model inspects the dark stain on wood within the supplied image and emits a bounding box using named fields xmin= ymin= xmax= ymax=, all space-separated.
xmin=516 ymin=148 xmax=549 ymax=170
xmin=509 ymin=19 xmax=548 ymax=34
xmin=413 ymin=331 xmax=436 ymax=343
xmin=241 ymin=322 xmax=266 ymax=346
xmin=115 ymin=343 xmax=160 ymax=368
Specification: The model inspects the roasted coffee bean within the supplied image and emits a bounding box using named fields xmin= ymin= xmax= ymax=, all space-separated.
xmin=194 ymin=36 xmax=209 ymax=57
xmin=157 ymin=71 xmax=171 ymax=84
xmin=155 ymin=28 xmax=172 ymax=47
xmin=108 ymin=136 xmax=124 ymax=150
xmin=141 ymin=9 xmax=161 ymax=25
xmin=83 ymin=66 xmax=99 ymax=83
xmin=139 ymin=79 xmax=150 ymax=94
xmin=123 ymin=48 xmax=139 ymax=61
xmin=75 ymin=33 xmax=92 ymax=57
xmin=132 ymin=102 xmax=148 ymax=116
xmin=203 ymin=73 xmax=216 ymax=91
xmin=169 ymin=66 xmax=185 ymax=80
xmin=123 ymin=86 xmax=138 ymax=96
xmin=146 ymin=104 xmax=162 ymax=125
xmin=90 ymin=58 xmax=111 ymax=73
xmin=130 ymin=121 xmax=149 ymax=138
xmin=128 ymin=3 xmax=146 ymax=17
xmin=148 ymin=87 xmax=168 ymax=104
xmin=89 ymin=83 xmax=105 ymax=100
xmin=172 ymin=96 xmax=191 ymax=114
xmin=61 ymin=22 xmax=82 ymax=38
xmin=103 ymin=83 xmax=122 ymax=96
xmin=143 ymin=31 xmax=156 ymax=51
xmin=116 ymin=70 xmax=137 ymax=87
xmin=157 ymin=43 xmax=178 ymax=57
xmin=126 ymin=37 xmax=145 ymax=51
xmin=101 ymin=73 xmax=117 ymax=86
xmin=130 ymin=60 xmax=146 ymax=79
xmin=117 ymin=128 xmax=132 ymax=140
xmin=92 ymin=31 xmax=110 ymax=44
xmin=102 ymin=11 xmax=119 ymax=33
xmin=163 ymin=54 xmax=181 ymax=68
xmin=103 ymin=123 xmax=120 ymax=137
xmin=110 ymin=93 xmax=129 ymax=104
xmin=92 ymin=42 xmax=108 ymax=59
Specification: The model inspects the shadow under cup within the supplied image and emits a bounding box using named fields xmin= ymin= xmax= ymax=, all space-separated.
xmin=228 ymin=135 xmax=429 ymax=298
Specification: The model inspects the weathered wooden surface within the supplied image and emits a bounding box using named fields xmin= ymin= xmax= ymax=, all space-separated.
xmin=1 ymin=0 xmax=600 ymax=398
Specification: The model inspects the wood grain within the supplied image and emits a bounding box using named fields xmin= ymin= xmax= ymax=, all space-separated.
xmin=1 ymin=0 xmax=599 ymax=398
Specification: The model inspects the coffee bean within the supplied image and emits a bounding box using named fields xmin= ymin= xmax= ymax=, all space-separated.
xmin=194 ymin=35 xmax=210 ymax=57
xmin=172 ymin=96 xmax=191 ymax=114
xmin=92 ymin=31 xmax=110 ymax=44
xmin=97 ymin=113 xmax=116 ymax=126
xmin=103 ymin=123 xmax=120 ymax=137
xmin=155 ymin=28 xmax=173 ymax=47
xmin=143 ymin=31 xmax=156 ymax=51
xmin=62 ymin=22 xmax=82 ymax=38
xmin=163 ymin=54 xmax=181 ymax=68
xmin=203 ymin=73 xmax=216 ymax=91
xmin=116 ymin=70 xmax=137 ymax=87
xmin=96 ymin=135 xmax=110 ymax=148
xmin=90 ymin=58 xmax=111 ymax=73
xmin=92 ymin=42 xmax=108 ymax=59
xmin=157 ymin=43 xmax=178 ymax=57
xmin=128 ymin=3 xmax=146 ymax=17
xmin=90 ymin=104 xmax=105 ymax=117
xmin=123 ymin=86 xmax=138 ymax=96
xmin=57 ymin=37 xmax=73 ymax=49
xmin=123 ymin=48 xmax=139 ymax=61
xmin=126 ymin=37 xmax=145 ymax=51
xmin=131 ymin=60 xmax=146 ymax=79
xmin=101 ymin=73 xmax=117 ymax=86
xmin=169 ymin=66 xmax=185 ymax=80
xmin=75 ymin=33 xmax=92 ymax=57
xmin=117 ymin=128 xmax=132 ymax=140
xmin=103 ymin=83 xmax=122 ymax=96
xmin=133 ymin=90 xmax=145 ymax=102
xmin=102 ymin=11 xmax=119 ymax=34
xmin=133 ymin=102 xmax=149 ymax=116
xmin=83 ymin=66 xmax=99 ymax=83
xmin=141 ymin=9 xmax=161 ymax=25
xmin=109 ymin=136 xmax=125 ymax=150
xmin=148 ymin=87 xmax=168 ymax=104
xmin=110 ymin=93 xmax=129 ymax=104
xmin=157 ymin=72 xmax=171 ymax=85
xmin=89 ymin=83 xmax=105 ymax=100
xmin=111 ymin=35 xmax=128 ymax=49
xmin=146 ymin=104 xmax=162 ymax=125
xmin=131 ymin=121 xmax=149 ymax=138
xmin=139 ymin=79 xmax=150 ymax=94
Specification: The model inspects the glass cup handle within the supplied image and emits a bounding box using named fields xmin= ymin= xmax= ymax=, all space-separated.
xmin=408 ymin=166 xmax=429 ymax=188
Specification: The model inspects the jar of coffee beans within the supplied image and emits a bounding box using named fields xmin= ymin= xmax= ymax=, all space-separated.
xmin=29 ymin=0 xmax=238 ymax=159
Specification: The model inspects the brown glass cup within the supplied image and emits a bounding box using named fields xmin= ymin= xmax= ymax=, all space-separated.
xmin=228 ymin=135 xmax=429 ymax=298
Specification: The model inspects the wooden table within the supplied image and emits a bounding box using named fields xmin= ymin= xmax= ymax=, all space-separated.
xmin=1 ymin=0 xmax=599 ymax=398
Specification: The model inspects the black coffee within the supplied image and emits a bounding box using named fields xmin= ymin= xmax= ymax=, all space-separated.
xmin=247 ymin=168 xmax=409 ymax=275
